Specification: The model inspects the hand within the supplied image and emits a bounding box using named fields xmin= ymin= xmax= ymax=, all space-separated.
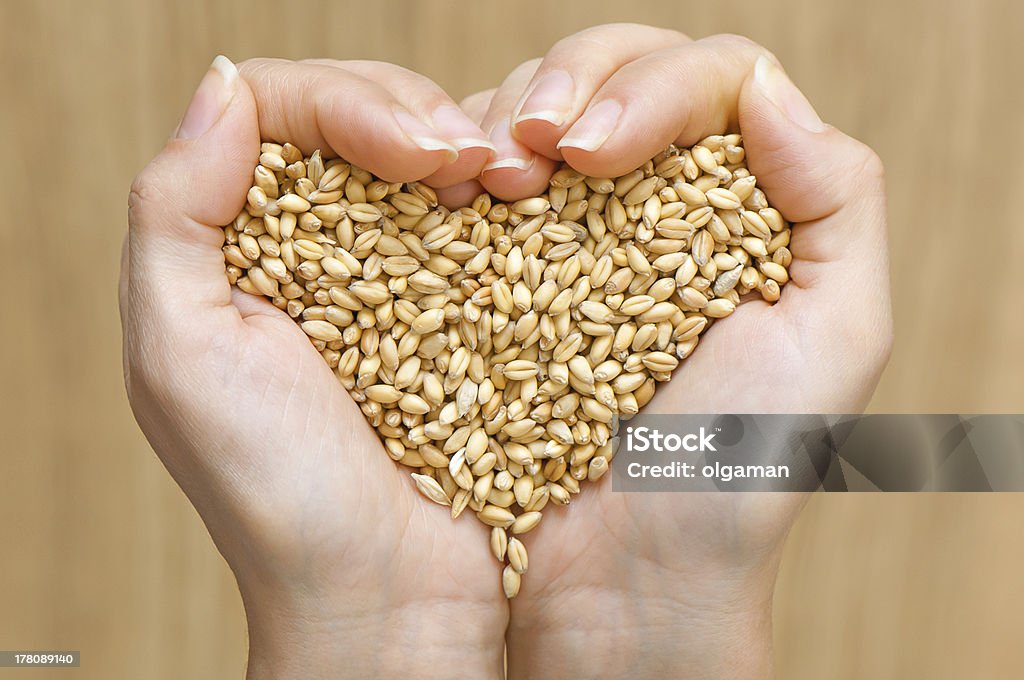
xmin=121 ymin=57 xmax=507 ymax=679
xmin=456 ymin=25 xmax=892 ymax=679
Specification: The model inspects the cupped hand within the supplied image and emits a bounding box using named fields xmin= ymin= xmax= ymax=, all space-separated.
xmin=121 ymin=57 xmax=506 ymax=679
xmin=122 ymin=30 xmax=893 ymax=679
xmin=458 ymin=25 xmax=892 ymax=679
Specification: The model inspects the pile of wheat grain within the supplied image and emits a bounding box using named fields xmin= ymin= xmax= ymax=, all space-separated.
xmin=221 ymin=136 xmax=791 ymax=597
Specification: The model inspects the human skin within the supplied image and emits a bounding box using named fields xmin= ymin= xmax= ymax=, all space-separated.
xmin=122 ymin=57 xmax=507 ymax=679
xmin=445 ymin=24 xmax=891 ymax=679
xmin=122 ymin=25 xmax=890 ymax=679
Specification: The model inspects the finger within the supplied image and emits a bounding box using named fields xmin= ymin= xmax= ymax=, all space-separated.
xmin=460 ymin=89 xmax=497 ymax=125
xmin=435 ymin=179 xmax=485 ymax=210
xmin=648 ymin=56 xmax=889 ymax=416
xmin=739 ymin=56 xmax=891 ymax=367
xmin=308 ymin=60 xmax=495 ymax=188
xmin=511 ymin=23 xmax=690 ymax=159
xmin=478 ymin=60 xmax=559 ymax=202
xmin=557 ymin=34 xmax=775 ymax=177
xmin=126 ymin=56 xmax=258 ymax=335
xmin=433 ymin=90 xmax=496 ymax=209
xmin=238 ymin=58 xmax=463 ymax=183
xmin=741 ymin=57 xmax=886 ymax=235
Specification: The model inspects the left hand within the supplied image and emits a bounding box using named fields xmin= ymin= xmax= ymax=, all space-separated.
xmin=443 ymin=24 xmax=892 ymax=680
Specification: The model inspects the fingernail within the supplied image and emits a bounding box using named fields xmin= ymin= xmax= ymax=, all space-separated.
xmin=482 ymin=157 xmax=535 ymax=173
xmin=515 ymin=70 xmax=575 ymax=127
xmin=753 ymin=56 xmax=826 ymax=133
xmin=450 ymin=136 xmax=497 ymax=153
xmin=431 ymin=105 xmax=496 ymax=153
xmin=176 ymin=55 xmax=237 ymax=140
xmin=482 ymin=118 xmax=535 ymax=174
xmin=556 ymin=99 xmax=622 ymax=152
xmin=393 ymin=108 xmax=459 ymax=163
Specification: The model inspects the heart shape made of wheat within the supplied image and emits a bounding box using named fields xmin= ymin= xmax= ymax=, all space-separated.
xmin=221 ymin=135 xmax=792 ymax=597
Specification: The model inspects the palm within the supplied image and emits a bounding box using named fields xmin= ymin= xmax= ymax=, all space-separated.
xmin=512 ymin=300 xmax=818 ymax=607
xmin=220 ymin=239 xmax=827 ymax=609
xmin=190 ymin=306 xmax=503 ymax=608
xmin=513 ymin=485 xmax=802 ymax=611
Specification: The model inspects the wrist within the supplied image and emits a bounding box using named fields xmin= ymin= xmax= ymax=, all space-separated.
xmin=508 ymin=565 xmax=777 ymax=680
xmin=241 ymin=581 xmax=506 ymax=680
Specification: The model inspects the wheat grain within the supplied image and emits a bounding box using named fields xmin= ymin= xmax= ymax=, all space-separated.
xmin=507 ymin=537 xmax=529 ymax=574
xmin=502 ymin=564 xmax=521 ymax=598
xmin=411 ymin=473 xmax=451 ymax=507
xmin=222 ymin=138 xmax=792 ymax=597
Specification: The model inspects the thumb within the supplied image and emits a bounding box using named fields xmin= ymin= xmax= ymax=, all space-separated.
xmin=737 ymin=56 xmax=892 ymax=385
xmin=739 ymin=56 xmax=887 ymax=266
xmin=126 ymin=56 xmax=259 ymax=319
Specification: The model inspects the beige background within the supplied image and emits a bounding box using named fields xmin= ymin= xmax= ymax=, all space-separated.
xmin=2 ymin=0 xmax=1023 ymax=678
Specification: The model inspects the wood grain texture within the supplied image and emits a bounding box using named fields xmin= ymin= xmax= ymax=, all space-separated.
xmin=1 ymin=1 xmax=1022 ymax=678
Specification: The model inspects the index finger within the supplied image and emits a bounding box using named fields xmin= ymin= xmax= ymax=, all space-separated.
xmin=239 ymin=58 xmax=473 ymax=183
xmin=510 ymin=23 xmax=690 ymax=159
xmin=556 ymin=35 xmax=776 ymax=177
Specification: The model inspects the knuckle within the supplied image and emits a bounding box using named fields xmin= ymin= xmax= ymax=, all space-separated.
xmin=705 ymin=32 xmax=757 ymax=50
xmin=236 ymin=57 xmax=283 ymax=75
xmin=576 ymin=21 xmax=644 ymax=39
xmin=509 ymin=57 xmax=543 ymax=80
xmin=347 ymin=60 xmax=434 ymax=89
xmin=128 ymin=159 xmax=181 ymax=232
xmin=235 ymin=57 xmax=261 ymax=70
xmin=550 ymin=25 xmax=621 ymax=58
xmin=544 ymin=24 xmax=690 ymax=81
xmin=297 ymin=57 xmax=340 ymax=67
xmin=128 ymin=167 xmax=158 ymax=223
xmin=854 ymin=142 xmax=886 ymax=183
xmin=579 ymin=22 xmax=687 ymax=42
xmin=460 ymin=89 xmax=495 ymax=109
xmin=704 ymin=33 xmax=778 ymax=63
xmin=128 ymin=165 xmax=169 ymax=230
xmin=839 ymin=138 xmax=886 ymax=199
xmin=583 ymin=21 xmax=646 ymax=32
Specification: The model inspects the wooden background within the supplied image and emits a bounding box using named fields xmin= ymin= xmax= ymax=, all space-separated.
xmin=2 ymin=0 xmax=1023 ymax=677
